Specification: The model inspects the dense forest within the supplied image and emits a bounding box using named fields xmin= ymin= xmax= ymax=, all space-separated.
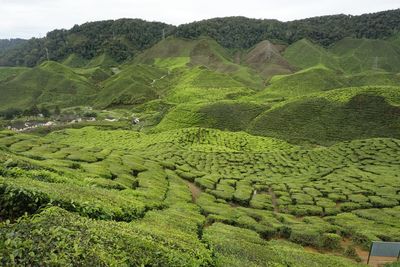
xmin=0 ymin=39 xmax=26 ymax=53
xmin=176 ymin=9 xmax=400 ymax=48
xmin=0 ymin=19 xmax=174 ymax=67
xmin=1 ymin=9 xmax=400 ymax=67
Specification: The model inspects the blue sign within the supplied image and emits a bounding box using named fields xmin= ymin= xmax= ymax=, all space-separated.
xmin=368 ymin=241 xmax=400 ymax=264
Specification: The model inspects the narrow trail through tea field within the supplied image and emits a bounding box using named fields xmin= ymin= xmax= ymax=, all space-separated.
xmin=268 ymin=187 xmax=279 ymax=213
xmin=186 ymin=181 xmax=202 ymax=202
xmin=356 ymin=247 xmax=397 ymax=267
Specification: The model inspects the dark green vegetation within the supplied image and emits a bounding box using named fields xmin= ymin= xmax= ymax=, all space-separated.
xmin=2 ymin=9 xmax=400 ymax=67
xmin=0 ymin=19 xmax=174 ymax=67
xmin=0 ymin=39 xmax=26 ymax=53
xmin=1 ymin=9 xmax=400 ymax=267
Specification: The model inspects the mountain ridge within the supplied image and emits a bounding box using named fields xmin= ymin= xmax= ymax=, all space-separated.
xmin=2 ymin=8 xmax=400 ymax=67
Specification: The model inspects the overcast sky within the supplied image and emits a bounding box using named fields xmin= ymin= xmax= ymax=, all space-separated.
xmin=0 ymin=0 xmax=399 ymax=39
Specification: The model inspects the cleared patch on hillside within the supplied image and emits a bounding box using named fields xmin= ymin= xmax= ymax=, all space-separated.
xmin=244 ymin=40 xmax=294 ymax=79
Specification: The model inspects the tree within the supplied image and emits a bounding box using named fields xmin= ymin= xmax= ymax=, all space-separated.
xmin=23 ymin=105 xmax=40 ymax=117
xmin=0 ymin=108 xmax=22 ymax=120
xmin=54 ymin=106 xmax=61 ymax=116
xmin=39 ymin=107 xmax=51 ymax=118
xmin=83 ymin=111 xmax=97 ymax=118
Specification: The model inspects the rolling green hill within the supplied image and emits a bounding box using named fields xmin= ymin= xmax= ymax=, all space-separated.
xmin=95 ymin=64 xmax=171 ymax=108
xmin=283 ymin=39 xmax=341 ymax=70
xmin=252 ymin=65 xmax=345 ymax=100
xmin=249 ymin=86 xmax=400 ymax=145
xmin=154 ymin=100 xmax=268 ymax=133
xmin=331 ymin=37 xmax=400 ymax=73
xmin=0 ymin=61 xmax=98 ymax=109
xmin=135 ymin=36 xmax=266 ymax=89
xmin=285 ymin=37 xmax=400 ymax=74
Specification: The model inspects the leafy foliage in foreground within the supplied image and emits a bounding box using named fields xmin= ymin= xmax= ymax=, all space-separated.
xmin=0 ymin=206 xmax=212 ymax=266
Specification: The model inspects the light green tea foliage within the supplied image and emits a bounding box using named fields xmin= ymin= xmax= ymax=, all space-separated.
xmin=0 ymin=124 xmax=398 ymax=265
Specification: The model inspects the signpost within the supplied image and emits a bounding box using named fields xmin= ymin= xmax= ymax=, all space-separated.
xmin=367 ymin=241 xmax=400 ymax=265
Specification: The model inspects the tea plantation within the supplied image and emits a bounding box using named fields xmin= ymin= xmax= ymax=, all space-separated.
xmin=1 ymin=26 xmax=400 ymax=266
xmin=0 ymin=125 xmax=399 ymax=266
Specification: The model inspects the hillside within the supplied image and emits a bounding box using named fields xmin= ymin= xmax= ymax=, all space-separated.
xmin=1 ymin=11 xmax=400 ymax=267
xmin=283 ymin=39 xmax=341 ymax=70
xmin=0 ymin=61 xmax=100 ymax=109
xmin=331 ymin=38 xmax=400 ymax=73
xmin=249 ymin=86 xmax=400 ymax=145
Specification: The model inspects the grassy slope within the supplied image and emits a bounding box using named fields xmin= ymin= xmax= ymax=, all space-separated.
xmin=249 ymin=86 xmax=400 ymax=145
xmin=94 ymin=64 xmax=171 ymax=108
xmin=135 ymin=36 xmax=265 ymax=89
xmin=155 ymin=66 xmax=400 ymax=145
xmin=283 ymin=38 xmax=341 ymax=70
xmin=331 ymin=37 xmax=400 ymax=73
xmin=62 ymin=53 xmax=90 ymax=68
xmin=251 ymin=66 xmax=400 ymax=103
xmin=152 ymin=64 xmax=262 ymax=132
xmin=0 ymin=67 xmax=29 ymax=82
xmin=252 ymin=65 xmax=345 ymax=100
xmin=285 ymin=37 xmax=400 ymax=74
xmin=165 ymin=67 xmax=254 ymax=104
xmin=154 ymin=100 xmax=268 ymax=133
xmin=0 ymin=61 xmax=98 ymax=110
xmin=135 ymin=36 xmax=239 ymax=72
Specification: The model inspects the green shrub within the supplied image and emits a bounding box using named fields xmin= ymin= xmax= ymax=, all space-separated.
xmin=233 ymin=183 xmax=253 ymax=205
xmin=320 ymin=233 xmax=342 ymax=250
xmin=289 ymin=229 xmax=321 ymax=247
xmin=0 ymin=206 xmax=213 ymax=266
xmin=344 ymin=245 xmax=362 ymax=262
xmin=287 ymin=204 xmax=323 ymax=216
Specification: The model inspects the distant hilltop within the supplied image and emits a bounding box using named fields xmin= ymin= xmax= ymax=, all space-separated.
xmin=1 ymin=9 xmax=400 ymax=67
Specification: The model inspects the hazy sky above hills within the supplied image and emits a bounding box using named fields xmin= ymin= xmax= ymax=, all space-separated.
xmin=0 ymin=0 xmax=399 ymax=39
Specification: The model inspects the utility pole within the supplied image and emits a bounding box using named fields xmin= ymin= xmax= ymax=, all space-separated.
xmin=45 ymin=47 xmax=50 ymax=61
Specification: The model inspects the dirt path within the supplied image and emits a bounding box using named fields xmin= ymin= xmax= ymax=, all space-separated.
xmin=268 ymin=187 xmax=279 ymax=213
xmin=356 ymin=248 xmax=397 ymax=266
xmin=185 ymin=181 xmax=202 ymax=203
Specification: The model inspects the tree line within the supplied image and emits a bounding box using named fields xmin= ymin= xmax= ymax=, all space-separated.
xmin=175 ymin=9 xmax=400 ymax=48
xmin=1 ymin=9 xmax=400 ymax=67
xmin=0 ymin=39 xmax=26 ymax=53
xmin=0 ymin=19 xmax=174 ymax=67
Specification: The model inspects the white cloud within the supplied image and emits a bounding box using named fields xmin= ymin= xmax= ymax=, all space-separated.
xmin=0 ymin=0 xmax=398 ymax=39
